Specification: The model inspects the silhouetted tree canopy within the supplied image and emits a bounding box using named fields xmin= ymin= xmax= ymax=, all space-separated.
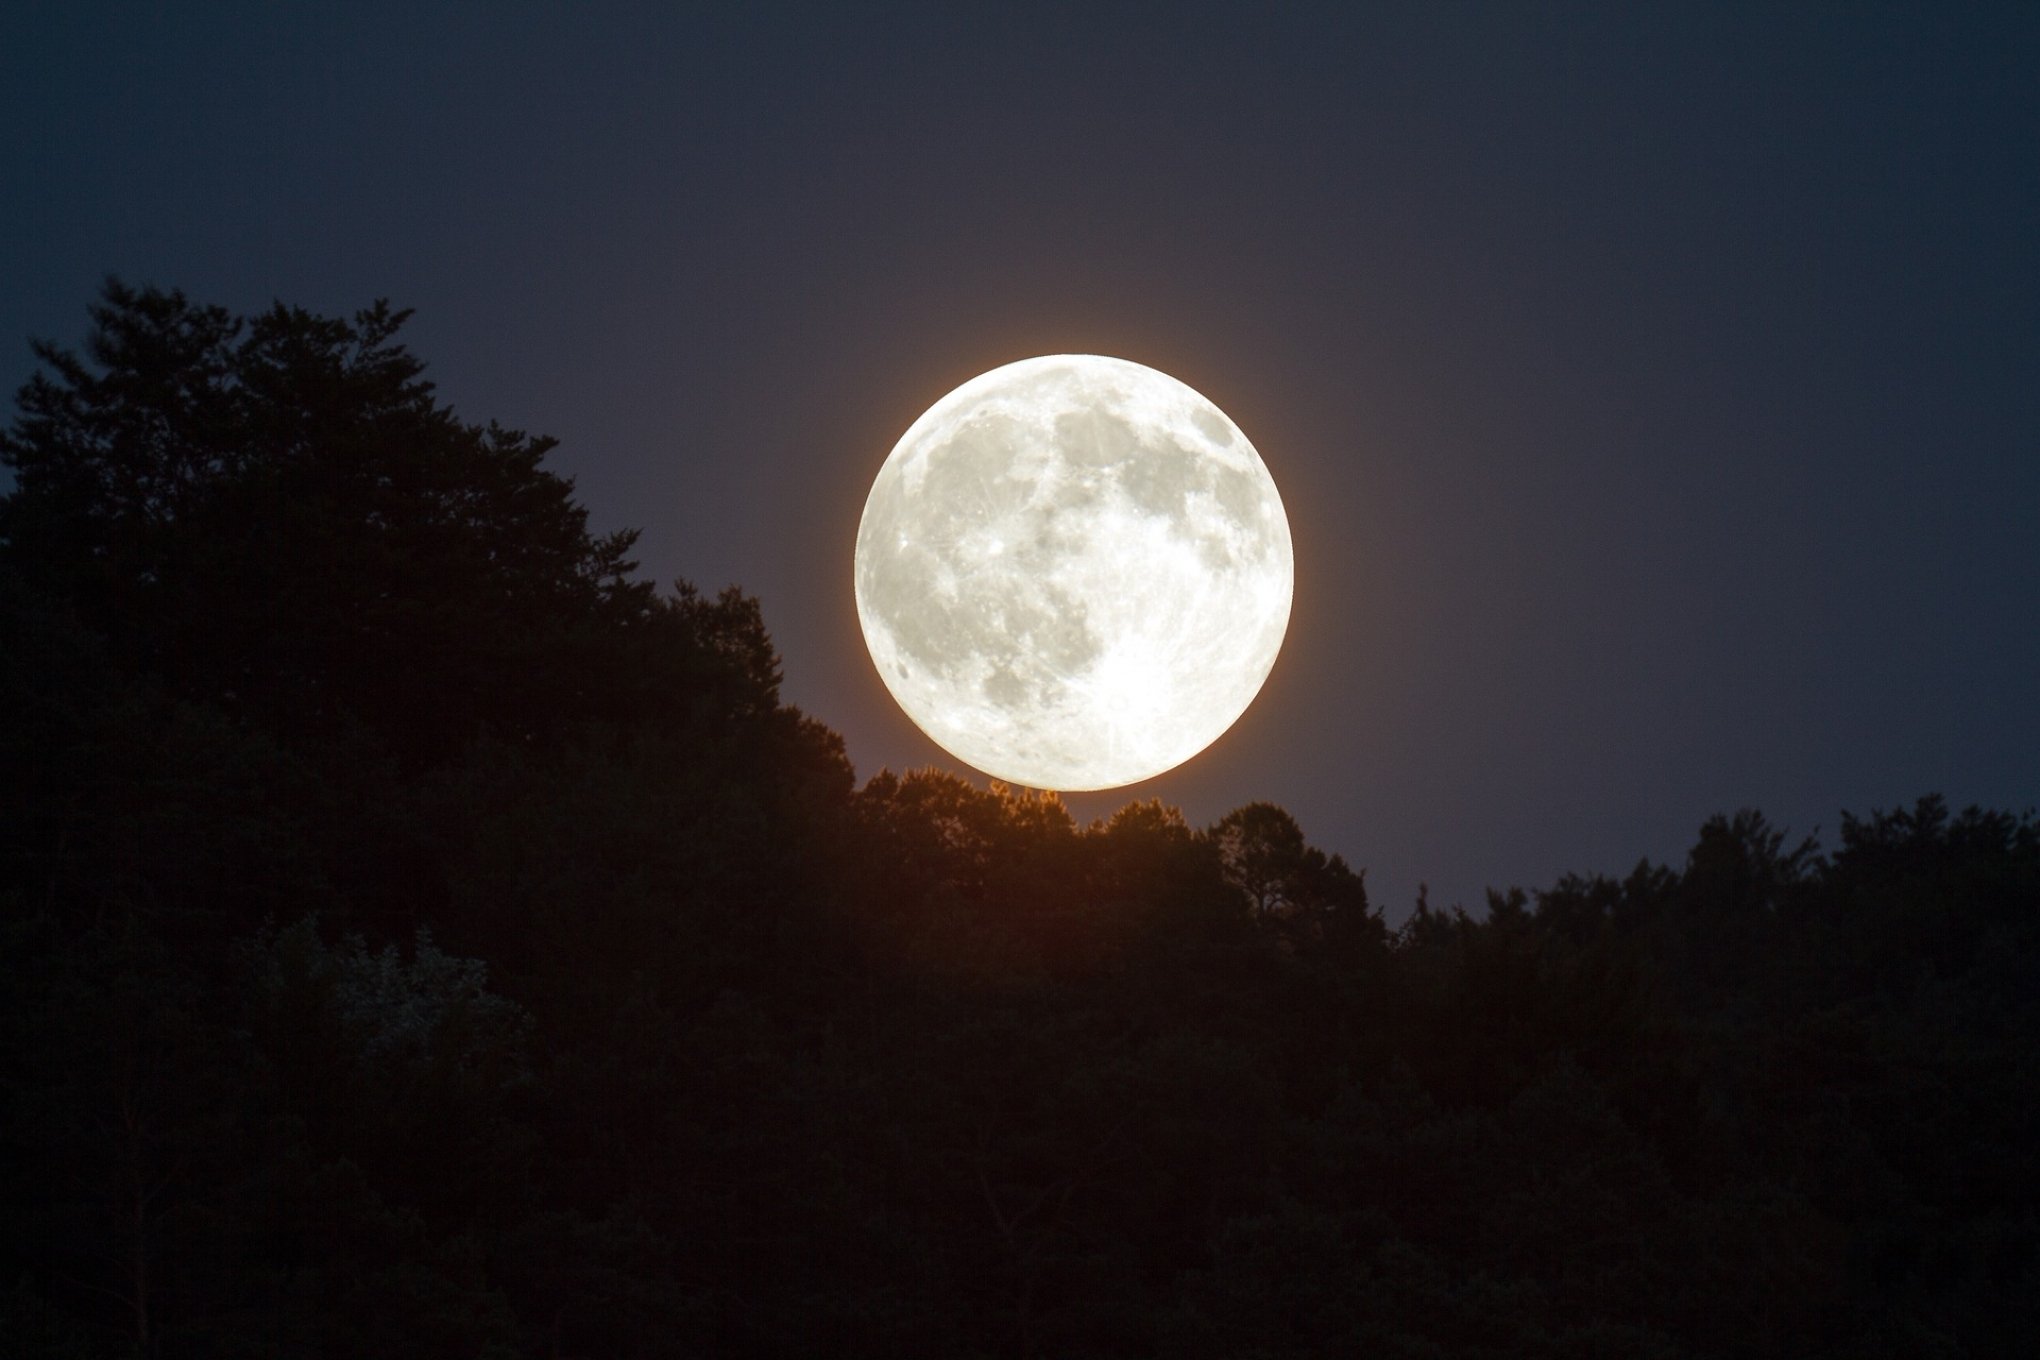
xmin=2 ymin=284 xmax=2034 ymax=1359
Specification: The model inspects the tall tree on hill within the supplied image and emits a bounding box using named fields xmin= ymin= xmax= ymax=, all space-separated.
xmin=0 ymin=280 xmax=664 ymax=768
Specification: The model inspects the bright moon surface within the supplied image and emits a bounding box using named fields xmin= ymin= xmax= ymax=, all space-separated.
xmin=855 ymin=355 xmax=1293 ymax=791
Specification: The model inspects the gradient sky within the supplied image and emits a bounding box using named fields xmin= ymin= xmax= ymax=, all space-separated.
xmin=5 ymin=2 xmax=2036 ymax=918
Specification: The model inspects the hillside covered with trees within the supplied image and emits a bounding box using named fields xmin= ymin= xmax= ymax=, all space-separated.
xmin=3 ymin=286 xmax=2035 ymax=1358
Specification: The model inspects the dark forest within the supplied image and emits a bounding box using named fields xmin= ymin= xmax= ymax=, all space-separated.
xmin=3 ymin=286 xmax=2035 ymax=1358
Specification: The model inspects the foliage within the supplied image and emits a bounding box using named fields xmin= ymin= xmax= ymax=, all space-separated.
xmin=3 ymin=284 xmax=2035 ymax=1357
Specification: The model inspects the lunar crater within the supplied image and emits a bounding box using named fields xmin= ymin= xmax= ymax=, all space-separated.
xmin=855 ymin=355 xmax=1292 ymax=791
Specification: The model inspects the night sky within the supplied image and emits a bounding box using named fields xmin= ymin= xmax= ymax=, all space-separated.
xmin=5 ymin=3 xmax=2035 ymax=918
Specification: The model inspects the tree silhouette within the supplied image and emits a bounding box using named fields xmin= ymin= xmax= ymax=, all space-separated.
xmin=1 ymin=280 xmax=656 ymax=769
xmin=1209 ymin=801 xmax=1376 ymax=959
xmin=3 ymin=283 xmax=2036 ymax=1358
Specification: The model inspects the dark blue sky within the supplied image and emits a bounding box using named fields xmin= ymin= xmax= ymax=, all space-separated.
xmin=6 ymin=2 xmax=2036 ymax=916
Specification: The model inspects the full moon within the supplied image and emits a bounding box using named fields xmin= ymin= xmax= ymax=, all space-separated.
xmin=854 ymin=355 xmax=1293 ymax=791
